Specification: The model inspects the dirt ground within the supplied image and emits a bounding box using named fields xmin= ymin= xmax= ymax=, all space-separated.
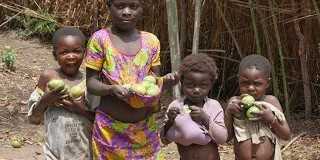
xmin=0 ymin=31 xmax=320 ymax=160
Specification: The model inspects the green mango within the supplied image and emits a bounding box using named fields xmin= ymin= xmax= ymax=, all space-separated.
xmin=69 ymin=86 xmax=84 ymax=99
xmin=131 ymin=84 xmax=146 ymax=95
xmin=241 ymin=94 xmax=255 ymax=109
xmin=143 ymin=75 xmax=156 ymax=84
xmin=246 ymin=105 xmax=261 ymax=119
xmin=47 ymin=79 xmax=65 ymax=91
xmin=146 ymin=84 xmax=160 ymax=96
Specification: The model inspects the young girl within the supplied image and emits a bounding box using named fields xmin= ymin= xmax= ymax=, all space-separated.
xmin=225 ymin=54 xmax=291 ymax=160
xmin=161 ymin=53 xmax=228 ymax=160
xmin=27 ymin=27 xmax=94 ymax=159
xmin=85 ymin=0 xmax=177 ymax=159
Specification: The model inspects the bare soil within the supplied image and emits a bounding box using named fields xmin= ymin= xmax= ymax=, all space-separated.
xmin=0 ymin=31 xmax=319 ymax=160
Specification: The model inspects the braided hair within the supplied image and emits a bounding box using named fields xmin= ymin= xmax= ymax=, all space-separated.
xmin=239 ymin=54 xmax=271 ymax=77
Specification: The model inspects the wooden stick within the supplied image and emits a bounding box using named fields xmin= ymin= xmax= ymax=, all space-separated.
xmin=166 ymin=0 xmax=181 ymax=98
xmin=281 ymin=132 xmax=306 ymax=152
xmin=213 ymin=0 xmax=243 ymax=58
xmin=192 ymin=0 xmax=202 ymax=55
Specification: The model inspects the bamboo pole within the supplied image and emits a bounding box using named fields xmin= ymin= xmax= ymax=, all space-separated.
xmin=294 ymin=0 xmax=312 ymax=118
xmin=179 ymin=0 xmax=187 ymax=57
xmin=213 ymin=0 xmax=243 ymax=58
xmin=249 ymin=0 xmax=261 ymax=55
xmin=166 ymin=0 xmax=181 ymax=98
xmin=270 ymin=0 xmax=290 ymax=118
xmin=256 ymin=7 xmax=280 ymax=98
xmin=311 ymin=0 xmax=320 ymax=26
xmin=192 ymin=0 xmax=202 ymax=55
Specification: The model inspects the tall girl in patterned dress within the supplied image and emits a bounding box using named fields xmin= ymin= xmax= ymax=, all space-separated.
xmin=85 ymin=0 xmax=177 ymax=159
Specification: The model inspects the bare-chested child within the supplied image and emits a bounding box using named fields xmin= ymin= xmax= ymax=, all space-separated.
xmin=225 ymin=54 xmax=291 ymax=160
xmin=27 ymin=27 xmax=94 ymax=160
xmin=161 ymin=53 xmax=228 ymax=160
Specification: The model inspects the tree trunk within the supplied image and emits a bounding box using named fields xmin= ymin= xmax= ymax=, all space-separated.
xmin=166 ymin=0 xmax=181 ymax=98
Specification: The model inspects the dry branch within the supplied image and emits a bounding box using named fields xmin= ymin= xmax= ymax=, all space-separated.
xmin=281 ymin=132 xmax=306 ymax=152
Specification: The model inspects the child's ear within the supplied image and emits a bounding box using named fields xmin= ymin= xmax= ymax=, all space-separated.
xmin=267 ymin=77 xmax=271 ymax=87
xmin=52 ymin=51 xmax=57 ymax=61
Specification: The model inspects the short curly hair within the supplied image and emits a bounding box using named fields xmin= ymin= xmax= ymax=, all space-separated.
xmin=239 ymin=54 xmax=271 ymax=77
xmin=179 ymin=53 xmax=218 ymax=82
xmin=52 ymin=27 xmax=86 ymax=58
xmin=107 ymin=0 xmax=143 ymax=7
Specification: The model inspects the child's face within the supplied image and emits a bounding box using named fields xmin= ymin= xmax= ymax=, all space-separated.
xmin=182 ymin=72 xmax=213 ymax=105
xmin=109 ymin=0 xmax=142 ymax=31
xmin=55 ymin=35 xmax=84 ymax=76
xmin=239 ymin=67 xmax=270 ymax=100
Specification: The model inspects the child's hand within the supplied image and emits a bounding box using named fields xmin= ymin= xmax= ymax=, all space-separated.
xmin=254 ymin=101 xmax=276 ymax=123
xmin=189 ymin=105 xmax=209 ymax=124
xmin=56 ymin=96 xmax=86 ymax=113
xmin=163 ymin=72 xmax=180 ymax=86
xmin=43 ymin=89 xmax=68 ymax=106
xmin=225 ymin=99 xmax=242 ymax=117
xmin=112 ymin=85 xmax=130 ymax=99
xmin=167 ymin=107 xmax=180 ymax=122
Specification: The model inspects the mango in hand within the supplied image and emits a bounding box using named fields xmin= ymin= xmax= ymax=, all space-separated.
xmin=47 ymin=79 xmax=65 ymax=92
xmin=143 ymin=75 xmax=157 ymax=84
xmin=146 ymin=84 xmax=160 ymax=96
xmin=246 ymin=105 xmax=261 ymax=120
xmin=131 ymin=84 xmax=147 ymax=95
xmin=69 ymin=85 xmax=84 ymax=100
xmin=241 ymin=94 xmax=255 ymax=109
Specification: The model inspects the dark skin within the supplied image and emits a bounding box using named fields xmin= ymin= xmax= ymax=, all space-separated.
xmin=225 ymin=67 xmax=291 ymax=160
xmin=29 ymin=35 xmax=95 ymax=124
xmin=86 ymin=0 xmax=177 ymax=123
xmin=163 ymin=71 xmax=220 ymax=160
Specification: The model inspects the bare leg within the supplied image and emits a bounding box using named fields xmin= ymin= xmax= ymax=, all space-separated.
xmin=234 ymin=139 xmax=252 ymax=160
xmin=253 ymin=137 xmax=274 ymax=160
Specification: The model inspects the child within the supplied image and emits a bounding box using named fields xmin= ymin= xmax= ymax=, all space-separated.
xmin=161 ymin=53 xmax=228 ymax=160
xmin=27 ymin=27 xmax=94 ymax=160
xmin=85 ymin=0 xmax=177 ymax=159
xmin=225 ymin=54 xmax=291 ymax=160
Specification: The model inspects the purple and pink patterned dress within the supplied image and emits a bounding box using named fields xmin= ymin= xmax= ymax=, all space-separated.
xmin=85 ymin=28 xmax=163 ymax=160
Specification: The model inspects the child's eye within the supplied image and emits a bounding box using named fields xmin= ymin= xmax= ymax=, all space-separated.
xmin=114 ymin=4 xmax=125 ymax=9
xmin=130 ymin=4 xmax=139 ymax=9
xmin=184 ymin=83 xmax=194 ymax=88
xmin=74 ymin=49 xmax=83 ymax=53
xmin=239 ymin=81 xmax=248 ymax=85
xmin=200 ymin=84 xmax=208 ymax=88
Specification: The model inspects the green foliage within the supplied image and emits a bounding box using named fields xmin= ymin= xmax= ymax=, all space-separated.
xmin=1 ymin=46 xmax=16 ymax=71
xmin=16 ymin=10 xmax=57 ymax=39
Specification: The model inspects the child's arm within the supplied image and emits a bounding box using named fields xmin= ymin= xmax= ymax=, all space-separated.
xmin=224 ymin=97 xmax=242 ymax=141
xmin=189 ymin=101 xmax=228 ymax=144
xmin=255 ymin=96 xmax=291 ymax=140
xmin=57 ymin=97 xmax=95 ymax=122
xmin=207 ymin=110 xmax=228 ymax=144
xmin=160 ymin=103 xmax=180 ymax=145
xmin=162 ymin=72 xmax=180 ymax=90
xmin=86 ymin=68 xmax=129 ymax=98
xmin=28 ymin=70 xmax=65 ymax=124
